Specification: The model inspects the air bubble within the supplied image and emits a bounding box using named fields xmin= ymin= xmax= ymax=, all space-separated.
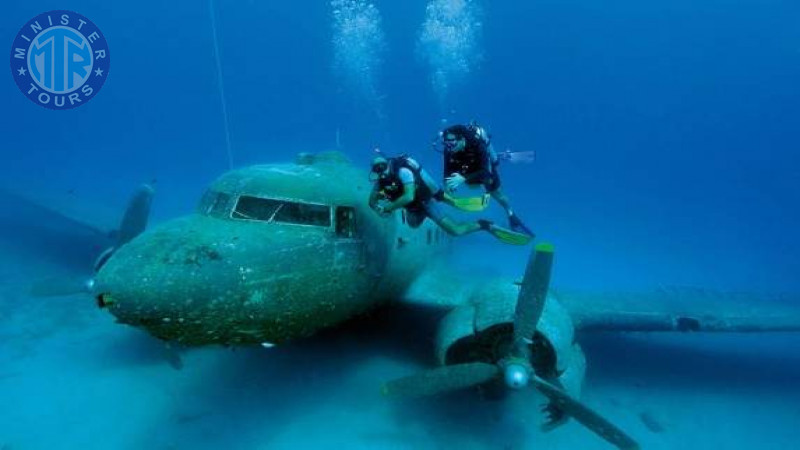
xmin=418 ymin=0 xmax=483 ymax=104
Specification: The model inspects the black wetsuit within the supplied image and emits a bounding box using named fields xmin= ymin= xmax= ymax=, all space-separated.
xmin=443 ymin=132 xmax=501 ymax=192
xmin=376 ymin=157 xmax=445 ymax=228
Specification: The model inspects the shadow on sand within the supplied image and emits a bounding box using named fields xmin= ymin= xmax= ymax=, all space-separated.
xmin=73 ymin=302 xmax=800 ymax=449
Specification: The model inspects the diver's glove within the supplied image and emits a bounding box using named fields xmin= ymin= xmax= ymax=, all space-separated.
xmin=445 ymin=173 xmax=466 ymax=192
xmin=374 ymin=204 xmax=391 ymax=217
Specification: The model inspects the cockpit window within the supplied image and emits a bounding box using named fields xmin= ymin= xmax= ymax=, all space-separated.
xmin=335 ymin=206 xmax=357 ymax=238
xmin=199 ymin=190 xmax=232 ymax=217
xmin=231 ymin=195 xmax=331 ymax=227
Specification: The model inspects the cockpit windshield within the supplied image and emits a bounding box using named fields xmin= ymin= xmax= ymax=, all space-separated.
xmin=231 ymin=195 xmax=331 ymax=227
xmin=198 ymin=190 xmax=232 ymax=217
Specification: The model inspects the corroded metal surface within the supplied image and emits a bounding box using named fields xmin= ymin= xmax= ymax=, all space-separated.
xmin=434 ymin=278 xmax=580 ymax=386
xmin=537 ymin=294 xmax=576 ymax=375
xmin=434 ymin=303 xmax=478 ymax=365
xmin=95 ymin=152 xmax=448 ymax=345
xmin=472 ymin=279 xmax=517 ymax=333
xmin=557 ymin=343 xmax=587 ymax=399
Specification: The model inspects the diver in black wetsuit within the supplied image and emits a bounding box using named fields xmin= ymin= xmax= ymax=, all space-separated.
xmin=367 ymin=155 xmax=531 ymax=245
xmin=439 ymin=123 xmax=534 ymax=237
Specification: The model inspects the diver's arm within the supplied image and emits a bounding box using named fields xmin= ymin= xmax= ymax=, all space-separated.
xmin=385 ymin=183 xmax=415 ymax=212
xmin=446 ymin=148 xmax=492 ymax=184
xmin=462 ymin=169 xmax=490 ymax=183
xmin=439 ymin=191 xmax=456 ymax=207
xmin=443 ymin=152 xmax=452 ymax=181
xmin=463 ymin=148 xmax=493 ymax=183
xmin=442 ymin=156 xmax=458 ymax=180
xmin=368 ymin=186 xmax=382 ymax=212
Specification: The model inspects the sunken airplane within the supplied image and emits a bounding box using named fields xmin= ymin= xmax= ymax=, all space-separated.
xmin=19 ymin=151 xmax=800 ymax=450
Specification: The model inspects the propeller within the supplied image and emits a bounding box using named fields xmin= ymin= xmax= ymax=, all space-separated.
xmin=514 ymin=242 xmax=553 ymax=346
xmin=381 ymin=362 xmax=500 ymax=398
xmin=30 ymin=184 xmax=155 ymax=298
xmin=115 ymin=184 xmax=155 ymax=248
xmin=382 ymin=243 xmax=640 ymax=450
xmin=92 ymin=183 xmax=155 ymax=272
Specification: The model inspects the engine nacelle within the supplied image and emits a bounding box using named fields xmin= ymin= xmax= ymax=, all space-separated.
xmin=434 ymin=278 xmax=586 ymax=398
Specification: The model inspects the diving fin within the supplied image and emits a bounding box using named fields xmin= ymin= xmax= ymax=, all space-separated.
xmin=509 ymin=214 xmax=535 ymax=237
xmin=447 ymin=193 xmax=491 ymax=212
xmin=479 ymin=220 xmax=533 ymax=245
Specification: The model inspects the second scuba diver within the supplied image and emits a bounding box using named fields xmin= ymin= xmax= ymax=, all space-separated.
xmin=368 ymin=155 xmax=532 ymax=245
xmin=439 ymin=123 xmax=534 ymax=237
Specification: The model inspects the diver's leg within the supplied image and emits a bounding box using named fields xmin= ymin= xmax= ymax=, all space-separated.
xmin=432 ymin=189 xmax=457 ymax=208
xmin=483 ymin=170 xmax=512 ymax=215
xmin=436 ymin=216 xmax=483 ymax=236
xmin=489 ymin=188 xmax=514 ymax=216
xmin=488 ymin=179 xmax=534 ymax=236
xmin=423 ymin=201 xmax=482 ymax=236
xmin=427 ymin=205 xmax=532 ymax=244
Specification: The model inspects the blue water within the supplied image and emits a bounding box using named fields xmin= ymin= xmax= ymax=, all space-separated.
xmin=5 ymin=0 xmax=799 ymax=290
xmin=2 ymin=1 xmax=800 ymax=449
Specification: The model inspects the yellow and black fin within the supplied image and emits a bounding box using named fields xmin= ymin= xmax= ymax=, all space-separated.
xmin=488 ymin=224 xmax=534 ymax=245
xmin=448 ymin=193 xmax=491 ymax=212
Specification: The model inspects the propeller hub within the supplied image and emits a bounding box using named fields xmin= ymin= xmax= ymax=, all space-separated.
xmin=503 ymin=362 xmax=530 ymax=390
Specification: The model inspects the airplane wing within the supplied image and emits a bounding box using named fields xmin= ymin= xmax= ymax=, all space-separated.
xmin=555 ymin=287 xmax=800 ymax=332
xmin=402 ymin=266 xmax=800 ymax=333
xmin=0 ymin=187 xmax=116 ymax=273
xmin=0 ymin=187 xmax=118 ymax=236
xmin=0 ymin=185 xmax=153 ymax=278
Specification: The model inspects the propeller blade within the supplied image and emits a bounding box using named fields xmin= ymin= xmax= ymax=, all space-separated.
xmin=30 ymin=276 xmax=91 ymax=297
xmin=382 ymin=362 xmax=500 ymax=398
xmin=116 ymin=184 xmax=155 ymax=247
xmin=532 ymin=375 xmax=640 ymax=450
xmin=514 ymin=243 xmax=554 ymax=344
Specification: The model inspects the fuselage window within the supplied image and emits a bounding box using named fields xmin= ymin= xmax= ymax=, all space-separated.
xmin=335 ymin=206 xmax=357 ymax=238
xmin=232 ymin=196 xmax=331 ymax=227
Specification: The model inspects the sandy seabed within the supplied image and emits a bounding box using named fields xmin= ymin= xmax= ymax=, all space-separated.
xmin=1 ymin=245 xmax=799 ymax=450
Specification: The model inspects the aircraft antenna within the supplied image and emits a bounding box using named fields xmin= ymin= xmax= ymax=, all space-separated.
xmin=209 ymin=0 xmax=234 ymax=170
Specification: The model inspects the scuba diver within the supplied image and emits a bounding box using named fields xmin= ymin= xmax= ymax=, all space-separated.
xmin=368 ymin=155 xmax=531 ymax=245
xmin=438 ymin=123 xmax=534 ymax=237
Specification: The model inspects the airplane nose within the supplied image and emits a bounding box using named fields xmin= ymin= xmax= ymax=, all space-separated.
xmin=90 ymin=215 xmax=330 ymax=344
xmin=92 ymin=217 xmax=235 ymax=329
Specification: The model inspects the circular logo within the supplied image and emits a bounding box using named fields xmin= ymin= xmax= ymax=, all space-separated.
xmin=10 ymin=10 xmax=110 ymax=109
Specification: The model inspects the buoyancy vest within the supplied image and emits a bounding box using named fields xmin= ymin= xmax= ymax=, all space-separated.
xmin=443 ymin=123 xmax=497 ymax=183
xmin=377 ymin=156 xmax=434 ymax=203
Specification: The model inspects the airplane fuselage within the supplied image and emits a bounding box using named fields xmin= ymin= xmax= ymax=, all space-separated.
xmin=95 ymin=152 xmax=449 ymax=345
